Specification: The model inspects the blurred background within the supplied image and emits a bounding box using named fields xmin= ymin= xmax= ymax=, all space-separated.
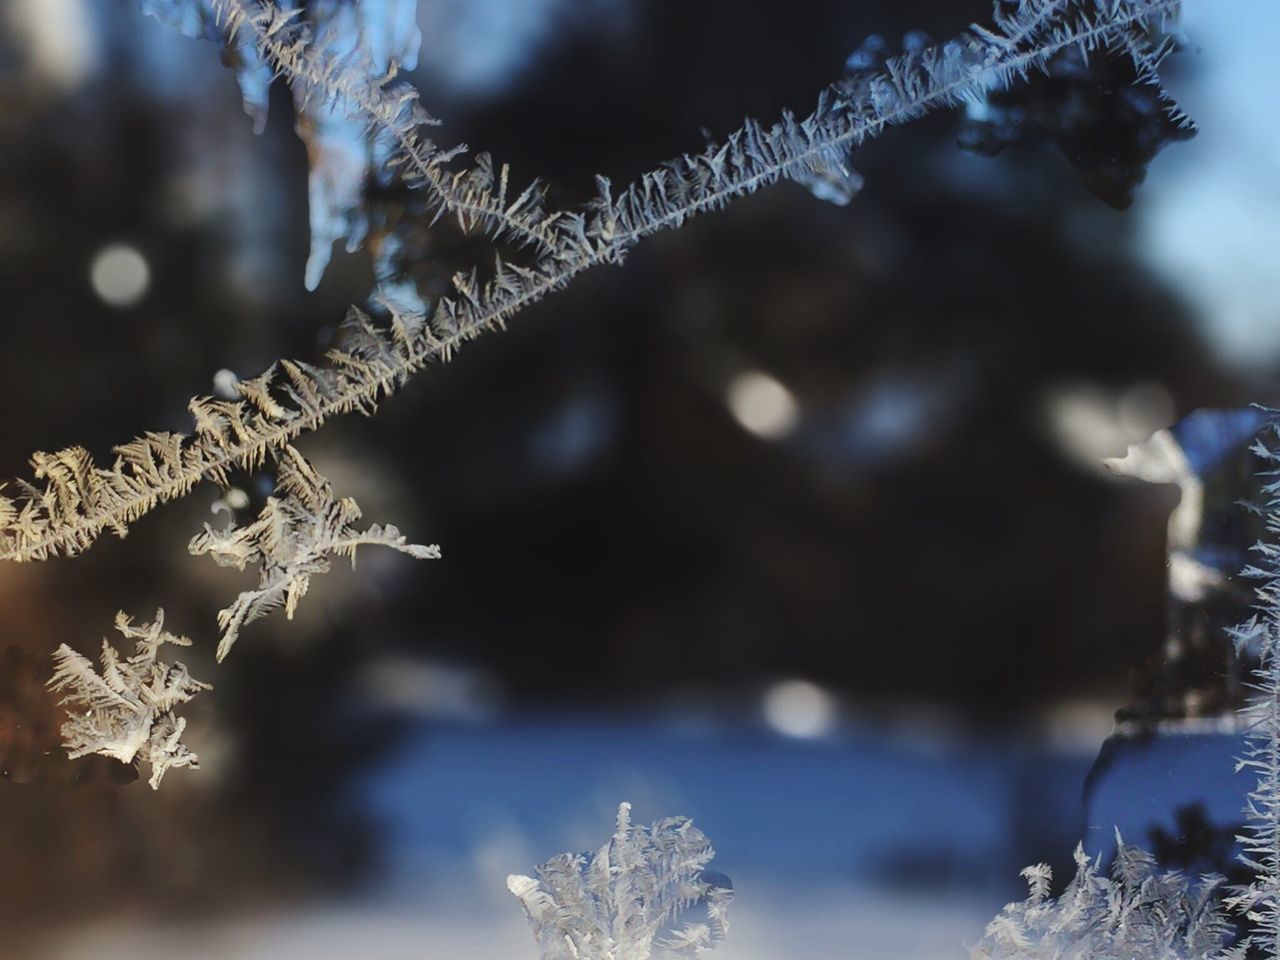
xmin=1 ymin=0 xmax=1279 ymax=957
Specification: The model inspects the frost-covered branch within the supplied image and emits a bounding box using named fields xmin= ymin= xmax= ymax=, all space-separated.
xmin=1224 ymin=424 xmax=1280 ymax=958
xmin=0 ymin=0 xmax=1190 ymax=568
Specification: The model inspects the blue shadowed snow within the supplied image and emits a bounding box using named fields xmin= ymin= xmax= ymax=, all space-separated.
xmin=361 ymin=714 xmax=1093 ymax=892
xmin=1084 ymin=731 xmax=1247 ymax=868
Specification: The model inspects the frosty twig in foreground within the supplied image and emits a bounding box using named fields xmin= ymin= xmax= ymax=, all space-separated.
xmin=1224 ymin=427 xmax=1280 ymax=959
xmin=0 ymin=0 xmax=1191 ymax=568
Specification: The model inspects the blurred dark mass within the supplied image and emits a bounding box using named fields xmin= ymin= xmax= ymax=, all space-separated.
xmin=0 ymin=0 xmax=1273 ymax=941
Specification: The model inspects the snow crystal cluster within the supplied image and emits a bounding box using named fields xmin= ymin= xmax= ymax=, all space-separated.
xmin=507 ymin=803 xmax=732 ymax=960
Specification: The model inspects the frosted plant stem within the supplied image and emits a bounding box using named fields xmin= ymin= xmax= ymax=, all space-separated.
xmin=0 ymin=0 xmax=1185 ymax=564
xmin=1226 ymin=433 xmax=1280 ymax=956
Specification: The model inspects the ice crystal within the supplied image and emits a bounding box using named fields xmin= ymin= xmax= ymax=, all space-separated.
xmin=971 ymin=837 xmax=1236 ymax=959
xmin=48 ymin=610 xmax=210 ymax=790
xmin=188 ymin=442 xmax=439 ymax=661
xmin=507 ymin=803 xmax=732 ymax=960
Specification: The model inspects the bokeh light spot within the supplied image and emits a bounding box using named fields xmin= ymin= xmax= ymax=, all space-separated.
xmin=727 ymin=371 xmax=800 ymax=440
xmin=763 ymin=679 xmax=837 ymax=739
xmin=90 ymin=243 xmax=149 ymax=308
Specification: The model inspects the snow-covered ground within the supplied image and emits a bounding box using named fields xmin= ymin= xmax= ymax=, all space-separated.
xmin=49 ymin=886 xmax=999 ymax=960
xmin=46 ymin=712 xmax=1099 ymax=959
